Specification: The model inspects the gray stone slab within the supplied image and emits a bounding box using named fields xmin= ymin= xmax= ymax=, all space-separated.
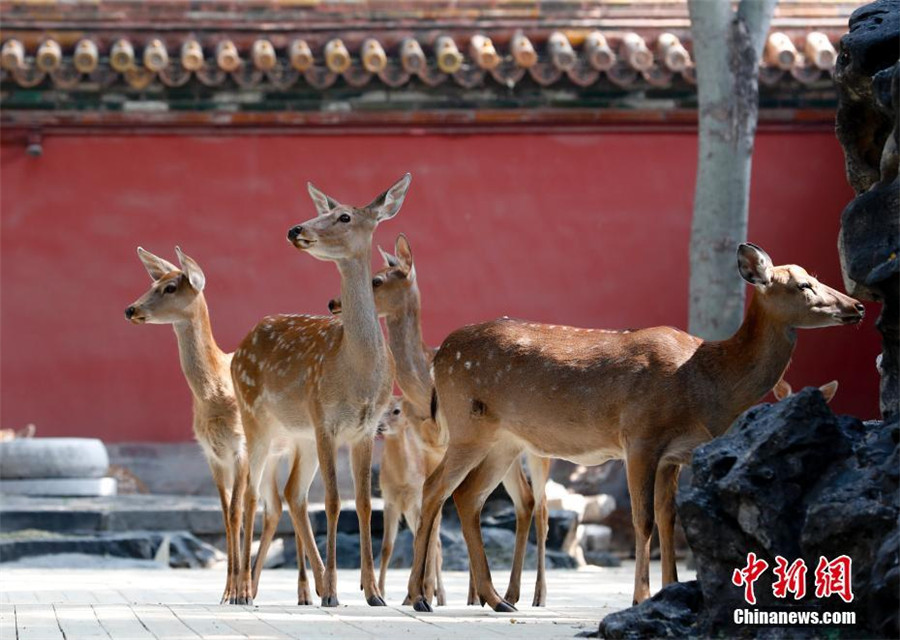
xmin=0 ymin=477 xmax=117 ymax=497
xmin=0 ymin=438 xmax=109 ymax=480
xmin=0 ymin=494 xmax=385 ymax=537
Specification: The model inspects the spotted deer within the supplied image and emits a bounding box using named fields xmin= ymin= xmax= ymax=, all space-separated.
xmin=125 ymin=247 xmax=246 ymax=604
xmin=406 ymin=243 xmax=865 ymax=612
xmin=231 ymin=174 xmax=411 ymax=606
xmin=329 ymin=234 xmax=553 ymax=606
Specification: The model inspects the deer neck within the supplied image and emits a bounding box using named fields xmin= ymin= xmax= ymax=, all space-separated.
xmin=172 ymin=296 xmax=229 ymax=402
xmin=384 ymin=288 xmax=432 ymax=410
xmin=336 ymin=249 xmax=386 ymax=365
xmin=704 ymin=293 xmax=796 ymax=436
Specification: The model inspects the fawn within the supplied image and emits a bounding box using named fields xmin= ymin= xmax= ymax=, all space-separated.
xmin=125 ymin=247 xmax=246 ymax=603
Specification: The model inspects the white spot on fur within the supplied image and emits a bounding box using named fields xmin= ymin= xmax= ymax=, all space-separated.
xmin=456 ymin=351 xmax=461 ymax=361
xmin=464 ymin=361 xmax=472 ymax=370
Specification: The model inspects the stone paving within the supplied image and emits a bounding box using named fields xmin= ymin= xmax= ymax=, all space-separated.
xmin=0 ymin=563 xmax=694 ymax=639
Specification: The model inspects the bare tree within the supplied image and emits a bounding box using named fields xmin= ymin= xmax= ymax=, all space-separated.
xmin=688 ymin=0 xmax=778 ymax=339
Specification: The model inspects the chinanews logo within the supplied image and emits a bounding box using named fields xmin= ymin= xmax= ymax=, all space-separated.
xmin=731 ymin=553 xmax=857 ymax=626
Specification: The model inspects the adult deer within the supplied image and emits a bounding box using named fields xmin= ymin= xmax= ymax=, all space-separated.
xmin=329 ymin=234 xmax=553 ymax=606
xmin=125 ymin=247 xmax=246 ymax=604
xmin=231 ymin=174 xmax=411 ymax=606
xmin=406 ymin=243 xmax=864 ymax=612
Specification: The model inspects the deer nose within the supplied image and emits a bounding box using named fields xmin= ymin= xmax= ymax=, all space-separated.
xmin=855 ymin=303 xmax=865 ymax=315
xmin=125 ymin=306 xmax=136 ymax=319
xmin=287 ymin=225 xmax=303 ymax=242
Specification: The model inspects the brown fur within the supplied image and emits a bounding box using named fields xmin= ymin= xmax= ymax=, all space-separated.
xmin=406 ymin=244 xmax=864 ymax=611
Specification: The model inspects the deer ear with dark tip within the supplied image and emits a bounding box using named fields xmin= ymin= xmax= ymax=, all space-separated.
xmin=137 ymin=247 xmax=178 ymax=281
xmin=737 ymin=243 xmax=774 ymax=287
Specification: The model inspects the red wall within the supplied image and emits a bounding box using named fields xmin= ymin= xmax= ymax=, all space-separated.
xmin=0 ymin=132 xmax=882 ymax=442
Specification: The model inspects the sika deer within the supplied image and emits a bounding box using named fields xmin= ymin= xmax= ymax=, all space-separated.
xmin=330 ymin=234 xmax=553 ymax=607
xmin=231 ymin=174 xmax=411 ymax=606
xmin=406 ymin=243 xmax=864 ymax=611
xmin=125 ymin=247 xmax=246 ymax=604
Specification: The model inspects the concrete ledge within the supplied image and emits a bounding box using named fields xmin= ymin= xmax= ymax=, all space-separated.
xmin=0 ymin=438 xmax=109 ymax=479
xmin=0 ymin=494 xmax=384 ymax=536
xmin=0 ymin=477 xmax=117 ymax=497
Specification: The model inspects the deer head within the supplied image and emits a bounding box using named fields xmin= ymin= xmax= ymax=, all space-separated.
xmin=328 ymin=233 xmax=417 ymax=316
xmin=125 ymin=247 xmax=206 ymax=324
xmin=287 ymin=174 xmax=411 ymax=262
xmin=737 ymin=243 xmax=864 ymax=329
xmin=375 ymin=397 xmax=406 ymax=437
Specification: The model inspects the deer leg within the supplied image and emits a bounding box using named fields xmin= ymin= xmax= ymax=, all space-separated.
xmin=379 ymin=501 xmax=400 ymax=599
xmin=452 ymin=446 xmax=521 ymax=613
xmin=235 ymin=433 xmax=267 ymax=605
xmin=350 ymin=437 xmax=385 ymax=606
xmin=467 ymin=568 xmax=478 ymax=606
xmin=654 ymin=463 xmax=681 ymax=587
xmin=284 ymin=442 xmax=324 ymax=605
xmin=625 ymin=449 xmax=659 ymax=605
xmin=432 ymin=511 xmax=447 ymax=607
xmin=407 ymin=443 xmax=487 ymax=612
xmin=209 ymin=463 xmax=234 ymax=605
xmin=251 ymin=462 xmax=283 ymax=600
xmin=527 ymin=454 xmax=551 ymax=607
xmin=499 ymin=460 xmax=534 ymax=607
xmin=315 ymin=429 xmax=341 ymax=607
xmin=227 ymin=453 xmax=248 ymax=605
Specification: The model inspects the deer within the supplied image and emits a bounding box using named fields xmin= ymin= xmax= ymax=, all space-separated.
xmin=773 ymin=377 xmax=839 ymax=402
xmin=231 ymin=174 xmax=411 ymax=606
xmin=405 ymin=243 xmax=865 ymax=612
xmin=329 ymin=234 xmax=554 ymax=607
xmin=126 ymin=248 xmax=322 ymax=606
xmin=124 ymin=247 xmax=247 ymax=604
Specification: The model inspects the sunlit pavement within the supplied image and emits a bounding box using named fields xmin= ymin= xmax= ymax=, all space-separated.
xmin=0 ymin=563 xmax=694 ymax=639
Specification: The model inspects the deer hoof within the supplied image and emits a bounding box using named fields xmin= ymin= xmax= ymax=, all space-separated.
xmin=413 ymin=597 xmax=433 ymax=613
xmin=367 ymin=595 xmax=387 ymax=607
xmin=321 ymin=595 xmax=340 ymax=607
xmin=298 ymin=597 xmax=313 ymax=606
xmin=493 ymin=600 xmax=517 ymax=613
xmin=233 ymin=595 xmax=252 ymax=606
xmin=401 ymin=595 xmax=412 ymax=606
xmin=503 ymin=590 xmax=520 ymax=605
xmin=532 ymin=596 xmax=546 ymax=607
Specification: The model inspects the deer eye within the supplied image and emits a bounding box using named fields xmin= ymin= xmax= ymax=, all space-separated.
xmin=797 ymin=283 xmax=813 ymax=291
xmin=372 ymin=277 xmax=383 ymax=288
xmin=164 ymin=283 xmax=177 ymax=294
xmin=338 ymin=213 xmax=351 ymax=223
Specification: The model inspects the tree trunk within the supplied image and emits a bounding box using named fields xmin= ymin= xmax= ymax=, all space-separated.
xmin=687 ymin=0 xmax=777 ymax=339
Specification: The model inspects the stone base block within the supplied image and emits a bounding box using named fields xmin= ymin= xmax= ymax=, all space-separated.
xmin=0 ymin=477 xmax=117 ymax=497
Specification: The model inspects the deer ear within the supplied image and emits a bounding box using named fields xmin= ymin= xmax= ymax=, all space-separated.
xmin=395 ymin=233 xmax=414 ymax=274
xmin=737 ymin=243 xmax=774 ymax=287
xmin=137 ymin=247 xmax=178 ymax=281
xmin=773 ymin=379 xmax=792 ymax=401
xmin=819 ymin=380 xmax=838 ymax=403
xmin=175 ymin=246 xmax=206 ymax=292
xmin=307 ymin=182 xmax=341 ymax=217
xmin=378 ymin=246 xmax=399 ymax=268
xmin=367 ymin=173 xmax=411 ymax=222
